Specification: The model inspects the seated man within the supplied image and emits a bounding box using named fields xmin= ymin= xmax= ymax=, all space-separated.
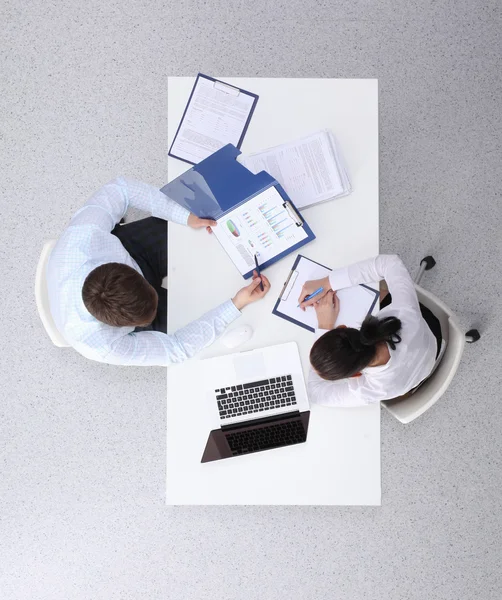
xmin=47 ymin=177 xmax=270 ymax=366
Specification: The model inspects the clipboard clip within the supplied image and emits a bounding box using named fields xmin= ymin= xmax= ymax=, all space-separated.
xmin=213 ymin=81 xmax=240 ymax=96
xmin=283 ymin=201 xmax=304 ymax=227
xmin=279 ymin=270 xmax=299 ymax=301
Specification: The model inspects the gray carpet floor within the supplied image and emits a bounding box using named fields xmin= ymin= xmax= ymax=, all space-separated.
xmin=1 ymin=1 xmax=501 ymax=598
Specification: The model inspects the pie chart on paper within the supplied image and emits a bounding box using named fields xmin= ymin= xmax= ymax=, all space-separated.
xmin=226 ymin=220 xmax=240 ymax=237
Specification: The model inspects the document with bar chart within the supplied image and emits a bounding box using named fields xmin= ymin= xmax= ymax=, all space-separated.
xmin=162 ymin=144 xmax=315 ymax=278
xmin=212 ymin=186 xmax=310 ymax=276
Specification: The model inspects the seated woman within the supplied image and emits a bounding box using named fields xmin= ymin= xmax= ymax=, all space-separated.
xmin=298 ymin=255 xmax=442 ymax=407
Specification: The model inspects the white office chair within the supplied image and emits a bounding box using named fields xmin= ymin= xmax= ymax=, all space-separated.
xmin=36 ymin=238 xmax=168 ymax=347
xmin=382 ymin=256 xmax=480 ymax=424
xmin=35 ymin=240 xmax=70 ymax=348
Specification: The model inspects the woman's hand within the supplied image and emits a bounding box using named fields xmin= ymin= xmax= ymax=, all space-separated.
xmin=298 ymin=276 xmax=331 ymax=310
xmin=315 ymin=290 xmax=340 ymax=330
xmin=187 ymin=214 xmax=217 ymax=234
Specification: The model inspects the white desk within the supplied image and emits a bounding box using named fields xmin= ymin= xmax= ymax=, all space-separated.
xmin=167 ymin=78 xmax=380 ymax=505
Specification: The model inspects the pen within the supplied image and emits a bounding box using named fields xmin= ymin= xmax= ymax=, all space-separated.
xmin=254 ymin=254 xmax=264 ymax=291
xmin=298 ymin=287 xmax=324 ymax=307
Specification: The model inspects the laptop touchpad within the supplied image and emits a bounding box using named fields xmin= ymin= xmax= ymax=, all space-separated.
xmin=233 ymin=353 xmax=266 ymax=382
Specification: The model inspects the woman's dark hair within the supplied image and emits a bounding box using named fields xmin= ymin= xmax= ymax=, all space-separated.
xmin=310 ymin=315 xmax=402 ymax=381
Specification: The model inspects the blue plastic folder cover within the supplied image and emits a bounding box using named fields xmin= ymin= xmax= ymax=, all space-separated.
xmin=161 ymin=145 xmax=316 ymax=279
xmin=162 ymin=145 xmax=263 ymax=220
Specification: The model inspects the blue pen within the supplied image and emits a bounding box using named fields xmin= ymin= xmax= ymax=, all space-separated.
xmin=298 ymin=287 xmax=324 ymax=307
xmin=254 ymin=254 xmax=264 ymax=291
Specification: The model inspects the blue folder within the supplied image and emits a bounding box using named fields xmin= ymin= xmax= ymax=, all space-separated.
xmin=161 ymin=144 xmax=316 ymax=279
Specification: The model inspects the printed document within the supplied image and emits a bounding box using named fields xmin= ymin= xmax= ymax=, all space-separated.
xmin=239 ymin=130 xmax=351 ymax=210
xmin=170 ymin=76 xmax=257 ymax=164
xmin=212 ymin=187 xmax=308 ymax=276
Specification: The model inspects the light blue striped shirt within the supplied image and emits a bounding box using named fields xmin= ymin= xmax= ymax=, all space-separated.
xmin=47 ymin=177 xmax=241 ymax=366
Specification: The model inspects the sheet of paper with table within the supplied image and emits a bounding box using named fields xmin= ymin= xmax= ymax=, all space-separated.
xmin=212 ymin=187 xmax=309 ymax=277
xmin=273 ymin=255 xmax=379 ymax=333
xmin=238 ymin=129 xmax=352 ymax=210
xmin=169 ymin=73 xmax=258 ymax=165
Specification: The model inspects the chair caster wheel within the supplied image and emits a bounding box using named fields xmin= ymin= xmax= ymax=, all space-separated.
xmin=420 ymin=256 xmax=436 ymax=270
xmin=465 ymin=329 xmax=480 ymax=343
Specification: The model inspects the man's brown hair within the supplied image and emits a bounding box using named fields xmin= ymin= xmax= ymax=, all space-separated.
xmin=82 ymin=263 xmax=158 ymax=327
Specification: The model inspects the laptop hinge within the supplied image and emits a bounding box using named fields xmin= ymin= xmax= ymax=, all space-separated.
xmin=221 ymin=410 xmax=302 ymax=432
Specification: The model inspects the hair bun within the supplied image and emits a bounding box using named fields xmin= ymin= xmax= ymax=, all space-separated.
xmin=360 ymin=315 xmax=403 ymax=350
xmin=348 ymin=335 xmax=366 ymax=352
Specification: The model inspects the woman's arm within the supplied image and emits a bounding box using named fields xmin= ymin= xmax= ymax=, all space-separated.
xmin=328 ymin=254 xmax=420 ymax=313
xmin=308 ymin=368 xmax=380 ymax=407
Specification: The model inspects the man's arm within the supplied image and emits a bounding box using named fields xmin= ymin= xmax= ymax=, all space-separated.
xmin=98 ymin=300 xmax=241 ymax=367
xmin=90 ymin=272 xmax=271 ymax=367
xmin=70 ymin=177 xmax=190 ymax=232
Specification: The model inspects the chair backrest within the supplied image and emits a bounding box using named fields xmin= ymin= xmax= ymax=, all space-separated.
xmin=35 ymin=240 xmax=70 ymax=348
xmin=382 ymin=284 xmax=465 ymax=424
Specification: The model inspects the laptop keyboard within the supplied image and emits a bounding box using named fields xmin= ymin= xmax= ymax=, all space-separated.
xmin=215 ymin=375 xmax=297 ymax=420
xmin=225 ymin=419 xmax=307 ymax=456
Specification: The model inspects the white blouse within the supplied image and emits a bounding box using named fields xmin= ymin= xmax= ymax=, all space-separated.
xmin=308 ymin=255 xmax=438 ymax=407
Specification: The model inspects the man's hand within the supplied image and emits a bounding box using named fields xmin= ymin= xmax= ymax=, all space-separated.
xmin=187 ymin=213 xmax=217 ymax=234
xmin=315 ymin=290 xmax=340 ymax=330
xmin=298 ymin=276 xmax=331 ymax=310
xmin=232 ymin=270 xmax=271 ymax=310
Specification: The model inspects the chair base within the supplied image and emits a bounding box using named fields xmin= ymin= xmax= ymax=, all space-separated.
xmin=420 ymin=255 xmax=436 ymax=270
xmin=465 ymin=329 xmax=480 ymax=343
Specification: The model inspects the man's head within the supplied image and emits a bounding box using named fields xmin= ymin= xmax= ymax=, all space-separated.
xmin=82 ymin=263 xmax=158 ymax=328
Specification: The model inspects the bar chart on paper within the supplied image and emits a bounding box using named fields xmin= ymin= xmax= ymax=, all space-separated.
xmin=212 ymin=187 xmax=309 ymax=275
xmin=258 ymin=201 xmax=294 ymax=240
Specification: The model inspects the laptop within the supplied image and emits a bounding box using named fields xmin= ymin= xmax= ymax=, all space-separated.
xmin=201 ymin=342 xmax=310 ymax=463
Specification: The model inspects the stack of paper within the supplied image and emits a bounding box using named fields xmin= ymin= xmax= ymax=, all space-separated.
xmin=238 ymin=130 xmax=352 ymax=210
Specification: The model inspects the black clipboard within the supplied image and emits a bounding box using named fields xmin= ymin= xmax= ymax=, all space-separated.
xmin=272 ymin=255 xmax=379 ymax=333
xmin=169 ymin=73 xmax=259 ymax=165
